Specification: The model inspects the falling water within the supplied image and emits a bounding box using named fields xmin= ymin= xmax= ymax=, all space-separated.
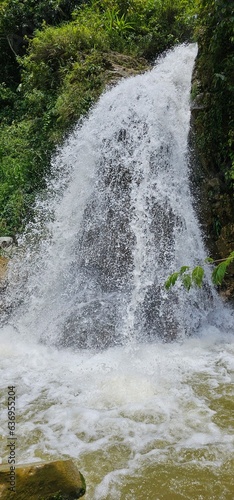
xmin=0 ymin=44 xmax=233 ymax=499
xmin=1 ymin=44 xmax=222 ymax=347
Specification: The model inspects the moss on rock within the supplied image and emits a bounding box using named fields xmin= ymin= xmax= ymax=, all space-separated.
xmin=0 ymin=459 xmax=86 ymax=500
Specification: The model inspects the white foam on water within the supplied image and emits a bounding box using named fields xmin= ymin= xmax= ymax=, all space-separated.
xmin=0 ymin=329 xmax=233 ymax=496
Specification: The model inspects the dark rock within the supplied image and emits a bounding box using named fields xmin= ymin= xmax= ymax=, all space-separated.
xmin=0 ymin=459 xmax=86 ymax=500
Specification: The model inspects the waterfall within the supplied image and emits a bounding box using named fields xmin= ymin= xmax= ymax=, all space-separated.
xmin=1 ymin=44 xmax=227 ymax=348
xmin=1 ymin=44 xmax=234 ymax=500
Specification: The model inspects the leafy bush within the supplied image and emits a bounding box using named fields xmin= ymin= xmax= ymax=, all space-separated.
xmin=0 ymin=0 xmax=84 ymax=88
xmin=54 ymin=51 xmax=106 ymax=127
xmin=165 ymin=252 xmax=234 ymax=291
xmin=0 ymin=0 xmax=197 ymax=235
xmin=21 ymin=17 xmax=108 ymax=90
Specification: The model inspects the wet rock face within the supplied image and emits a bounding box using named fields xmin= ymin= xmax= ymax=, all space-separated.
xmin=59 ymin=172 xmax=181 ymax=348
xmin=57 ymin=289 xmax=122 ymax=350
xmin=190 ymin=57 xmax=234 ymax=301
xmin=138 ymin=284 xmax=179 ymax=342
xmin=58 ymin=143 xmax=135 ymax=349
xmin=0 ymin=459 xmax=86 ymax=500
xmin=189 ymin=115 xmax=234 ymax=301
xmin=78 ymin=163 xmax=134 ymax=292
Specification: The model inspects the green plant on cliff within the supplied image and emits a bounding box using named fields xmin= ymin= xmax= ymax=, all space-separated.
xmin=0 ymin=0 xmax=83 ymax=88
xmin=0 ymin=0 xmax=196 ymax=236
xmin=165 ymin=251 xmax=234 ymax=291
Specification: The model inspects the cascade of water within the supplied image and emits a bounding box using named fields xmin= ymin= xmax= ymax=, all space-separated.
xmin=2 ymin=44 xmax=226 ymax=348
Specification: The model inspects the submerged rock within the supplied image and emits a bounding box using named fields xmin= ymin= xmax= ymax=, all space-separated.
xmin=0 ymin=459 xmax=86 ymax=500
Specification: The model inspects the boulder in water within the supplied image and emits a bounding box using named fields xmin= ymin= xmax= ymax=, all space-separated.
xmin=0 ymin=459 xmax=86 ymax=499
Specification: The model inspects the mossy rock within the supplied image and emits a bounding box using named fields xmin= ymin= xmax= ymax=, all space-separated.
xmin=103 ymin=51 xmax=149 ymax=85
xmin=0 ymin=256 xmax=8 ymax=285
xmin=0 ymin=459 xmax=86 ymax=500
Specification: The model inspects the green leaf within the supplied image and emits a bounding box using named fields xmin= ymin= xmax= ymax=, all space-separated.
xmin=212 ymin=252 xmax=234 ymax=285
xmin=179 ymin=266 xmax=190 ymax=275
xmin=182 ymin=273 xmax=192 ymax=291
xmin=225 ymin=251 xmax=234 ymax=265
xmin=165 ymin=272 xmax=179 ymax=290
xmin=192 ymin=266 xmax=204 ymax=287
xmin=212 ymin=261 xmax=228 ymax=285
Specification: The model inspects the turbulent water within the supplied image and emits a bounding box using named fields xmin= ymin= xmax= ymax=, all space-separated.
xmin=0 ymin=44 xmax=234 ymax=499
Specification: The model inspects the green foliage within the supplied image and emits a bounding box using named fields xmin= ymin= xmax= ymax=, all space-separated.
xmin=204 ymin=257 xmax=214 ymax=264
xmin=212 ymin=261 xmax=228 ymax=286
xmin=0 ymin=118 xmax=53 ymax=235
xmin=165 ymin=252 xmax=234 ymax=291
xmin=0 ymin=0 xmax=81 ymax=39
xmin=0 ymin=0 xmax=82 ymax=88
xmin=104 ymin=7 xmax=134 ymax=35
xmin=53 ymin=51 xmax=106 ymax=127
xmin=212 ymin=252 xmax=234 ymax=285
xmin=73 ymin=0 xmax=197 ymax=57
xmin=182 ymin=273 xmax=192 ymax=291
xmin=165 ymin=272 xmax=180 ymax=290
xmin=191 ymin=265 xmax=204 ymax=286
xmin=165 ymin=265 xmax=204 ymax=291
xmin=0 ymin=0 xmax=197 ymax=235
